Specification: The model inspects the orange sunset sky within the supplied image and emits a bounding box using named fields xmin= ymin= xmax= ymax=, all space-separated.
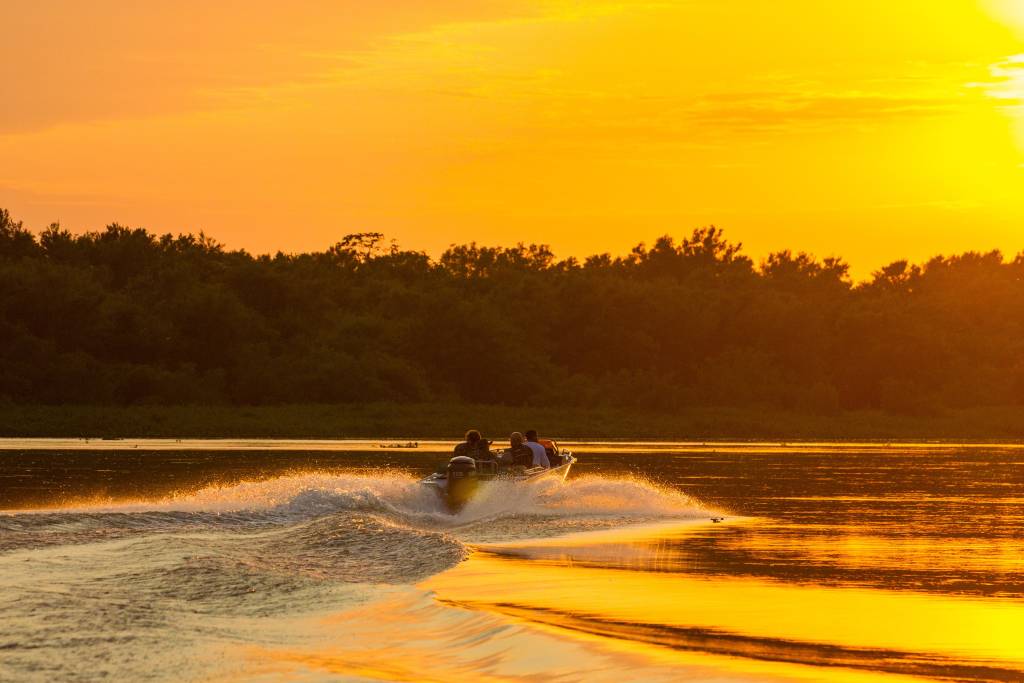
xmin=2 ymin=0 xmax=1024 ymax=277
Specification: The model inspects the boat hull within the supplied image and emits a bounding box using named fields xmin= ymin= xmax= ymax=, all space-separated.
xmin=421 ymin=454 xmax=575 ymax=510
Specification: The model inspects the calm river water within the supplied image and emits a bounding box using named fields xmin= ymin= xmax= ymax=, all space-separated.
xmin=1 ymin=440 xmax=1021 ymax=681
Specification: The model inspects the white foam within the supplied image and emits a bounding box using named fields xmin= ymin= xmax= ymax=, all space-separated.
xmin=8 ymin=471 xmax=714 ymax=535
xmin=447 ymin=473 xmax=713 ymax=528
xmin=8 ymin=471 xmax=439 ymax=517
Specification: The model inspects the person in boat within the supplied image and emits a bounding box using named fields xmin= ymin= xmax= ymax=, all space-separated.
xmin=454 ymin=429 xmax=493 ymax=460
xmin=524 ymin=429 xmax=550 ymax=469
xmin=476 ymin=437 xmax=495 ymax=461
xmin=506 ymin=432 xmax=534 ymax=468
xmin=540 ymin=437 xmax=562 ymax=467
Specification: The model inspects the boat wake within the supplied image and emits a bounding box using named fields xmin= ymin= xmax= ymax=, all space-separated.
xmin=0 ymin=471 xmax=715 ymax=681
xmin=2 ymin=470 xmax=714 ymax=551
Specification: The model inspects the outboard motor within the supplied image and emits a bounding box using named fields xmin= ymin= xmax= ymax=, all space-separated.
xmin=446 ymin=456 xmax=478 ymax=509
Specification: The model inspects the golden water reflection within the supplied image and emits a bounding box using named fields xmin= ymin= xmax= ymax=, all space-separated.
xmin=6 ymin=441 xmax=1022 ymax=680
xmin=424 ymin=521 xmax=1024 ymax=681
xmin=242 ymin=583 xmax=940 ymax=683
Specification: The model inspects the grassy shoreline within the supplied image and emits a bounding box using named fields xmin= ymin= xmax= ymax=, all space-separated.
xmin=2 ymin=403 xmax=1024 ymax=440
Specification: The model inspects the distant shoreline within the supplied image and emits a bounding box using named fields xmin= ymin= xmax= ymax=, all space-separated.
xmin=2 ymin=403 xmax=1023 ymax=441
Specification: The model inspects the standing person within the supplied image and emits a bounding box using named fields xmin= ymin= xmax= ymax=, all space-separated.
xmin=524 ymin=429 xmax=550 ymax=469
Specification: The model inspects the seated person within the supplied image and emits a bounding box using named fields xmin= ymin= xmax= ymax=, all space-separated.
xmin=454 ymin=429 xmax=494 ymax=461
xmin=455 ymin=429 xmax=483 ymax=457
xmin=524 ymin=429 xmax=551 ymax=468
xmin=540 ymin=438 xmax=561 ymax=467
xmin=506 ymin=432 xmax=534 ymax=468
xmin=475 ymin=437 xmax=495 ymax=461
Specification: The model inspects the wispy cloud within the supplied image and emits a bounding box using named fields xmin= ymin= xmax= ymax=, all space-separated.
xmin=684 ymin=89 xmax=967 ymax=132
xmin=971 ymin=54 xmax=1024 ymax=107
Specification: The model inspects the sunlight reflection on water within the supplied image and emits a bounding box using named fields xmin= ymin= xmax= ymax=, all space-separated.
xmin=1 ymin=440 xmax=1022 ymax=681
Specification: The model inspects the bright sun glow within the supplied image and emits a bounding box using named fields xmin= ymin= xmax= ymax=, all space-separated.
xmin=985 ymin=54 xmax=1024 ymax=101
xmin=980 ymin=52 xmax=1024 ymax=151
xmin=2 ymin=1 xmax=1024 ymax=277
xmin=985 ymin=0 xmax=1024 ymax=30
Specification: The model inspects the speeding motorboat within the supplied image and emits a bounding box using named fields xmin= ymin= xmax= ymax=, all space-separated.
xmin=420 ymin=444 xmax=576 ymax=510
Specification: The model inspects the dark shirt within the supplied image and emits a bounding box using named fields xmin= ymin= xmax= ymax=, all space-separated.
xmin=454 ymin=441 xmax=492 ymax=460
xmin=507 ymin=443 xmax=534 ymax=468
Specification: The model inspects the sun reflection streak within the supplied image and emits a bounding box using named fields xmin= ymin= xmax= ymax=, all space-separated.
xmin=424 ymin=523 xmax=1024 ymax=679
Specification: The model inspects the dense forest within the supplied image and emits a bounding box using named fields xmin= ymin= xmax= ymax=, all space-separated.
xmin=1 ymin=207 xmax=1022 ymax=415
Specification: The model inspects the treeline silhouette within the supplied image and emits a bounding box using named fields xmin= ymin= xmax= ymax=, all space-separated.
xmin=2 ymin=207 xmax=1022 ymax=414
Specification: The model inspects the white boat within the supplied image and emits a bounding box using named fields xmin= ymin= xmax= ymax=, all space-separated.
xmin=420 ymin=448 xmax=576 ymax=510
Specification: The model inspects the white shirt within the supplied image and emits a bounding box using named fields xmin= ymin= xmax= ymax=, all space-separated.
xmin=526 ymin=441 xmax=550 ymax=468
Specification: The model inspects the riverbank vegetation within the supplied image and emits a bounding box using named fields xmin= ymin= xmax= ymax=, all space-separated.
xmin=2 ymin=207 xmax=1023 ymax=430
xmin=3 ymin=403 xmax=1024 ymax=440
